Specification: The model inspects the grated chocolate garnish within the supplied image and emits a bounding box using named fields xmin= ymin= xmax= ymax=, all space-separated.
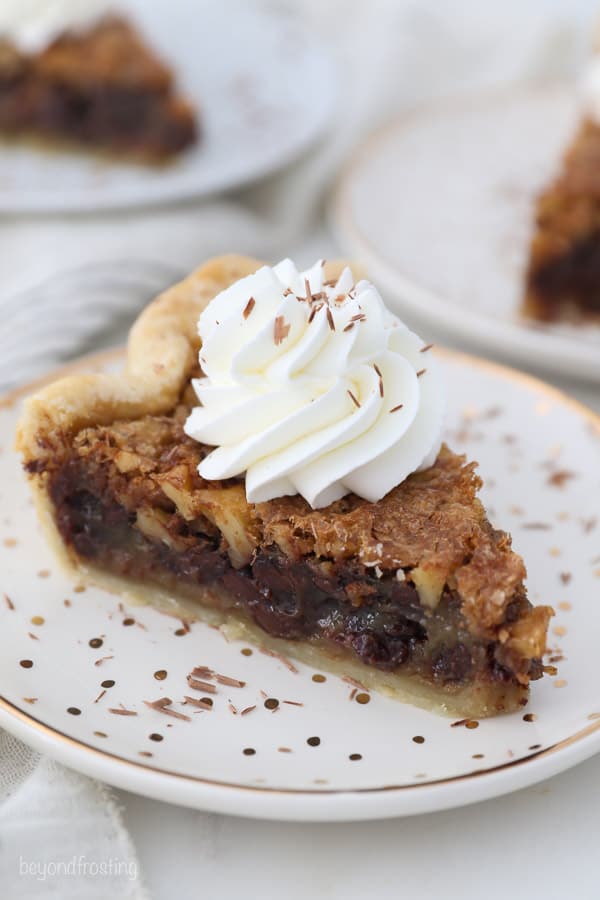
xmin=27 ymin=632 xmax=38 ymax=641
xmin=94 ymin=655 xmax=114 ymax=666
xmin=347 ymin=390 xmax=360 ymax=408
xmin=182 ymin=695 xmax=213 ymax=710
xmin=3 ymin=593 xmax=14 ymax=610
xmin=228 ymin=703 xmax=238 ymax=715
xmin=420 ymin=343 xmax=434 ymax=353
xmin=323 ymin=278 xmax=337 ymax=287
xmin=108 ymin=707 xmax=137 ymax=716
xmin=343 ymin=675 xmax=367 ymax=691
xmin=326 ymin=307 xmax=335 ymax=331
xmin=547 ymin=469 xmax=576 ymax=489
xmin=559 ymin=572 xmax=572 ymax=585
xmin=451 ymin=718 xmax=469 ymax=728
xmin=274 ymin=315 xmax=291 ymax=345
xmin=343 ymin=322 xmax=355 ymax=332
xmin=93 ymin=689 xmax=106 ymax=704
xmin=242 ymin=297 xmax=255 ymax=319
xmin=307 ymin=303 xmax=321 ymax=324
xmin=187 ymin=675 xmax=217 ymax=693
xmin=304 ymin=278 xmax=313 ymax=304
xmin=144 ymin=698 xmax=191 ymax=722
xmin=241 ymin=705 xmax=256 ymax=716
xmin=191 ymin=665 xmax=213 ymax=678
xmin=416 ymin=368 xmax=426 ymax=377
xmin=22 ymin=697 xmax=37 ymax=704
xmin=214 ymin=673 xmax=246 ymax=688
xmin=283 ymin=700 xmax=303 ymax=707
xmin=349 ymin=688 xmax=357 ymax=701
xmin=259 ymin=648 xmax=299 ymax=673
xmin=389 ymin=403 xmax=404 ymax=413
xmin=522 ymin=522 xmax=552 ymax=530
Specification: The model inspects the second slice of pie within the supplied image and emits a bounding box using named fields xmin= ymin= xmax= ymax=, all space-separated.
xmin=17 ymin=255 xmax=552 ymax=718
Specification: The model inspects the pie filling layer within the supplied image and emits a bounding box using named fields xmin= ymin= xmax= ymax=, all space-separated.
xmin=0 ymin=77 xmax=196 ymax=157
xmin=30 ymin=404 xmax=550 ymax=705
xmin=527 ymin=228 xmax=600 ymax=319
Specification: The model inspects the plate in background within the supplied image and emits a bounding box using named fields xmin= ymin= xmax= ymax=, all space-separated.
xmin=1 ymin=349 xmax=600 ymax=821
xmin=0 ymin=0 xmax=337 ymax=212
xmin=331 ymin=83 xmax=600 ymax=383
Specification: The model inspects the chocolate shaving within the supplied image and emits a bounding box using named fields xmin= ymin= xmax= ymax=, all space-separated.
xmin=416 ymin=368 xmax=426 ymax=377
xmin=94 ymin=689 xmax=106 ymax=704
xmin=307 ymin=303 xmax=321 ymax=324
xmin=241 ymin=705 xmax=256 ymax=716
xmin=183 ymin=695 xmax=213 ymax=710
xmin=94 ymin=655 xmax=114 ymax=666
xmin=22 ymin=697 xmax=38 ymax=704
xmin=343 ymin=322 xmax=355 ymax=332
xmin=3 ymin=593 xmax=14 ymax=610
xmin=522 ymin=522 xmax=552 ymax=531
xmin=27 ymin=632 xmax=38 ymax=641
xmin=191 ymin=665 xmax=213 ymax=679
xmin=351 ymin=313 xmax=366 ymax=322
xmin=343 ymin=675 xmax=368 ymax=690
xmin=347 ymin=390 xmax=360 ymax=408
xmin=228 ymin=703 xmax=238 ymax=715
xmin=214 ymin=673 xmax=246 ymax=688
xmin=326 ymin=307 xmax=335 ymax=331
xmin=108 ymin=707 xmax=137 ymax=716
xmin=144 ymin=698 xmax=191 ymax=722
xmin=274 ymin=316 xmax=291 ymax=345
xmin=259 ymin=648 xmax=299 ymax=673
xmin=547 ymin=469 xmax=576 ymax=489
xmin=283 ymin=287 xmax=293 ymax=296
xmin=242 ymin=297 xmax=255 ymax=319
xmin=283 ymin=700 xmax=304 ymax=707
xmin=559 ymin=572 xmax=572 ymax=585
xmin=323 ymin=278 xmax=337 ymax=287
xmin=187 ymin=675 xmax=217 ymax=693
xmin=451 ymin=718 xmax=469 ymax=727
xmin=420 ymin=343 xmax=434 ymax=353
xmin=304 ymin=278 xmax=313 ymax=304
xmin=348 ymin=688 xmax=357 ymax=702
xmin=389 ymin=404 xmax=404 ymax=413
xmin=311 ymin=291 xmax=327 ymax=301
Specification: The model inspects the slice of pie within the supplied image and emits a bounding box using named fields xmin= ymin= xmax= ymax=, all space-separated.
xmin=0 ymin=15 xmax=197 ymax=161
xmin=523 ymin=52 xmax=600 ymax=322
xmin=17 ymin=255 xmax=552 ymax=718
xmin=524 ymin=119 xmax=600 ymax=321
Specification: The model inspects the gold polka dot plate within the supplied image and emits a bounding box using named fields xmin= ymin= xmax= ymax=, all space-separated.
xmin=1 ymin=350 xmax=599 ymax=821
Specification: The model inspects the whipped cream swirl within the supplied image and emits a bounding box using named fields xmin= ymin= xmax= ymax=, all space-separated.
xmin=184 ymin=259 xmax=445 ymax=509
xmin=0 ymin=0 xmax=113 ymax=52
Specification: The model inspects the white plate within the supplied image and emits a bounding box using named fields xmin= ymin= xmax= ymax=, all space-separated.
xmin=1 ymin=349 xmax=599 ymax=822
xmin=0 ymin=0 xmax=337 ymax=212
xmin=331 ymin=83 xmax=600 ymax=383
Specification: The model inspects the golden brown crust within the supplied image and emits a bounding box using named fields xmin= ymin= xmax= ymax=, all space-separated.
xmin=16 ymin=256 xmax=262 ymax=467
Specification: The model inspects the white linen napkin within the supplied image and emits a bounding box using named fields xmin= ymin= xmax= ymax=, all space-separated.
xmin=0 ymin=2 xmax=591 ymax=896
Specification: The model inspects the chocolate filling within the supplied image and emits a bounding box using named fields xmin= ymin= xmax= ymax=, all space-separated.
xmin=0 ymin=74 xmax=196 ymax=157
xmin=528 ymin=228 xmax=600 ymax=317
xmin=48 ymin=457 xmax=535 ymax=687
